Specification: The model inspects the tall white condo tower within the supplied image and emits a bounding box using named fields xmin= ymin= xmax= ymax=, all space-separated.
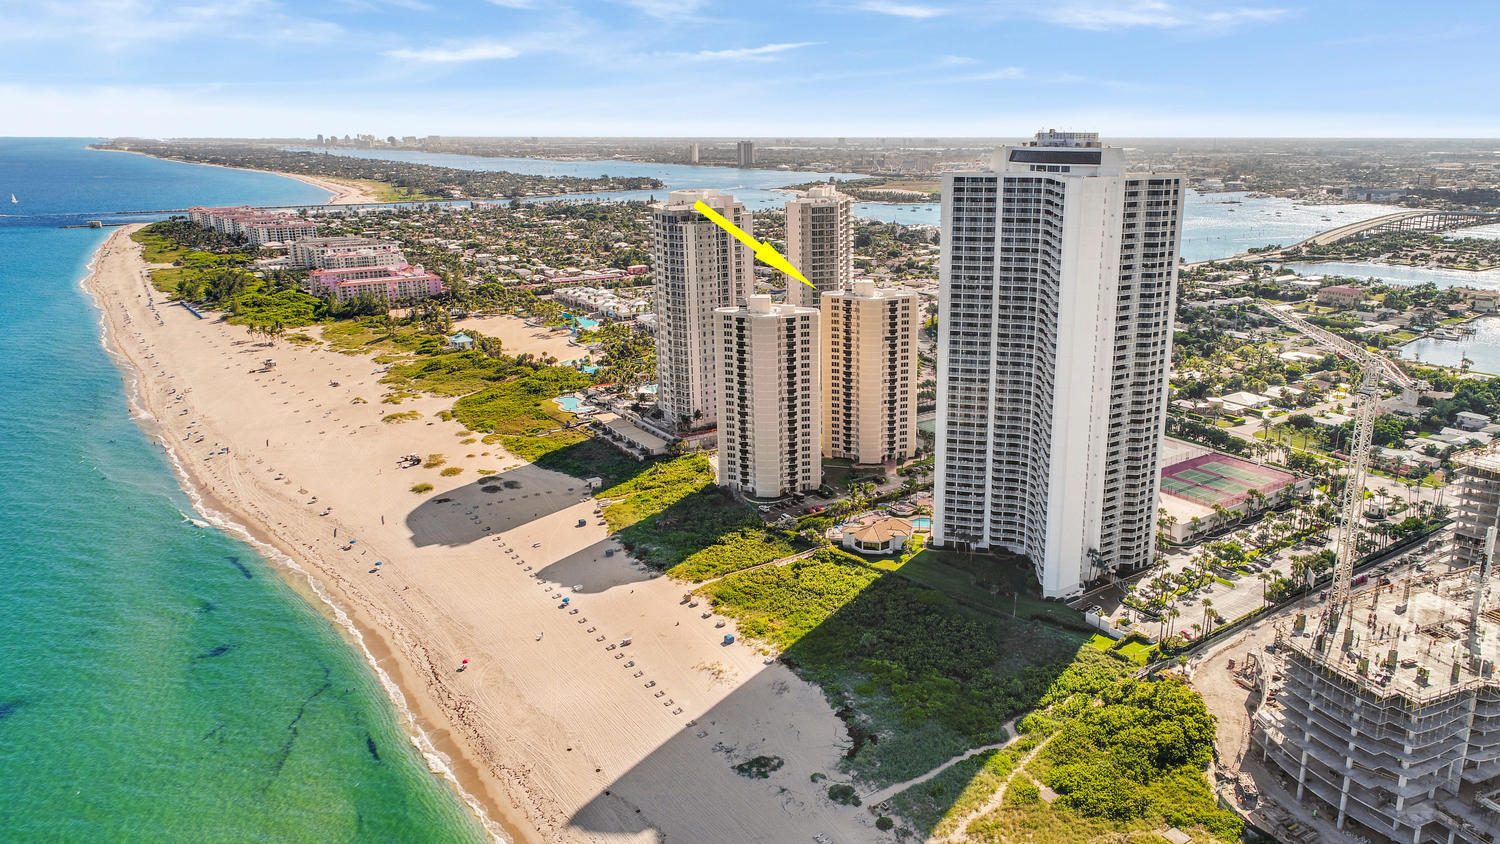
xmin=933 ymin=131 xmax=1183 ymax=598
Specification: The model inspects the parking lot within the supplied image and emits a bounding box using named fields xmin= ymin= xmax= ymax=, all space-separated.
xmin=1097 ymin=511 xmax=1451 ymax=644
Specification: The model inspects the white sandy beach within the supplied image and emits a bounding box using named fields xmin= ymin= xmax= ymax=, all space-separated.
xmin=278 ymin=172 xmax=380 ymax=205
xmin=86 ymin=225 xmax=879 ymax=843
xmin=91 ymin=147 xmax=380 ymax=205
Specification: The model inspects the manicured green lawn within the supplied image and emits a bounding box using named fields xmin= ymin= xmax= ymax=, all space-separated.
xmin=1115 ymin=639 xmax=1153 ymax=664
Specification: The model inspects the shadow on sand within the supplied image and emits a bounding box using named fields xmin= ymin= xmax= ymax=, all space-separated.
xmin=534 ymin=536 xmax=658 ymax=594
xmin=404 ymin=462 xmax=591 ymax=548
xmin=566 ymin=551 xmax=1089 ymax=840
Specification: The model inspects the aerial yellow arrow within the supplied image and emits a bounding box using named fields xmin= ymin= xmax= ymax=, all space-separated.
xmin=692 ymin=199 xmax=813 ymax=288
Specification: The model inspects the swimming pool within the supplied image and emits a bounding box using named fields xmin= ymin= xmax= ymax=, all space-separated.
xmin=911 ymin=517 xmax=932 ymax=530
xmin=581 ymin=364 xmax=600 ymax=374
xmin=554 ymin=395 xmax=595 ymax=413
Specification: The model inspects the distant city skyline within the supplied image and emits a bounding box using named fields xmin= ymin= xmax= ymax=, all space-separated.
xmin=1 ymin=1 xmax=1496 ymax=137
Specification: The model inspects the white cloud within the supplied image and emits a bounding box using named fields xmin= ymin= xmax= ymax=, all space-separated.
xmin=335 ymin=0 xmax=433 ymax=11
xmin=958 ymin=66 xmax=1025 ymax=81
xmin=857 ymin=2 xmax=948 ymax=19
xmin=617 ymin=0 xmax=709 ymax=20
xmin=683 ymin=42 xmax=819 ymax=60
xmin=486 ymin=0 xmax=537 ymax=7
xmin=0 ymin=1 xmax=341 ymax=47
xmin=385 ymin=40 xmax=522 ymax=62
xmin=6 ymin=82 xmax=1499 ymax=139
xmin=1030 ymin=2 xmax=1287 ymax=31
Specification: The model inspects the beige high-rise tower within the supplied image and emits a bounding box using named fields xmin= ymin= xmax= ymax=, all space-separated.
xmin=716 ymin=296 xmax=821 ymax=499
xmin=784 ymin=184 xmax=853 ymax=308
xmin=821 ymin=280 xmax=919 ymax=466
xmin=651 ymin=189 xmax=753 ymax=431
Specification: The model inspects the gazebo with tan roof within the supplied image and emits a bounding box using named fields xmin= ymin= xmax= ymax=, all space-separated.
xmin=841 ymin=515 xmax=915 ymax=555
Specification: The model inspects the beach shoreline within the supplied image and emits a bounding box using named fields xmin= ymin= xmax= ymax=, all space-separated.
xmin=81 ymin=225 xmax=529 ymax=843
xmin=90 ymin=146 xmax=380 ymax=205
xmin=82 ymin=226 xmax=875 ymax=843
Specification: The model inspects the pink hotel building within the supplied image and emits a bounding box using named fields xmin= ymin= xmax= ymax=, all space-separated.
xmin=308 ymin=264 xmax=445 ymax=303
xmin=189 ymin=207 xmax=444 ymax=303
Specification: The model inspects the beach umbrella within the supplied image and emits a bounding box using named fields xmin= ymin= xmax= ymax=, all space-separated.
xmin=461 ymin=659 xmax=469 ymax=665
xmin=375 ymin=561 xmax=383 ymax=566
xmin=349 ymin=539 xmax=357 ymax=545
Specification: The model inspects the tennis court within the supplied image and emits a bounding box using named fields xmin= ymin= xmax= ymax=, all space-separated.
xmin=1159 ymin=453 xmax=1296 ymax=509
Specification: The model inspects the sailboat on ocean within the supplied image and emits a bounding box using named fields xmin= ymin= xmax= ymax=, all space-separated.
xmin=9 ymin=194 xmax=15 ymax=204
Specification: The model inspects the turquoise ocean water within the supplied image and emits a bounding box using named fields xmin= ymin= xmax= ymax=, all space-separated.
xmin=0 ymin=139 xmax=487 ymax=842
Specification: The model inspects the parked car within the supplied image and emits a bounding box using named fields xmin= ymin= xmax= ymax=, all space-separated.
xmin=804 ymin=505 xmax=828 ymax=515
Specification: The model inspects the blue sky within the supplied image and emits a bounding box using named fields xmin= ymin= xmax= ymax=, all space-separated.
xmin=2 ymin=0 xmax=1497 ymax=137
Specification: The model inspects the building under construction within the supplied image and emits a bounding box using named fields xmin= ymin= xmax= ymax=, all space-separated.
xmin=1453 ymin=450 xmax=1500 ymax=570
xmin=1252 ymin=568 xmax=1500 ymax=843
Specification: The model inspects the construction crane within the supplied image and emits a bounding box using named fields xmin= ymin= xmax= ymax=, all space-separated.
xmin=1256 ymin=302 xmax=1422 ymax=643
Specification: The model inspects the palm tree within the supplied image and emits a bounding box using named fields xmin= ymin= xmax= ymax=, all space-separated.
xmin=1156 ymin=508 xmax=1177 ymax=551
xmin=1290 ymin=556 xmax=1311 ymax=590
xmin=1246 ymin=488 xmax=1267 ymax=516
xmin=1201 ymin=597 xmax=1214 ymax=634
xmin=1258 ymin=571 xmax=1272 ymax=608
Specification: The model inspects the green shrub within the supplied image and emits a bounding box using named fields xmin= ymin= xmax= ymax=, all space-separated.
xmin=440 ymin=466 xmax=463 ymax=477
xmin=410 ymin=483 xmax=434 ymax=494
xmin=827 ymin=784 xmax=861 ymax=806
xmin=1007 ymin=776 xmax=1040 ymax=805
xmin=452 ymin=367 xmax=591 ymax=434
xmin=875 ymin=816 xmax=894 ymax=831
xmin=732 ymin=755 xmax=784 ymax=779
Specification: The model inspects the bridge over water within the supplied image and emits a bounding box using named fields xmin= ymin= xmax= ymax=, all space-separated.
xmin=1186 ymin=208 xmax=1500 ymax=269
xmin=1338 ymin=209 xmax=1500 ymax=240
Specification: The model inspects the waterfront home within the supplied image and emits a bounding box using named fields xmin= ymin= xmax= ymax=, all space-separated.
xmin=447 ymin=332 xmax=474 ymax=351
xmin=1316 ymin=284 xmax=1365 ymax=309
